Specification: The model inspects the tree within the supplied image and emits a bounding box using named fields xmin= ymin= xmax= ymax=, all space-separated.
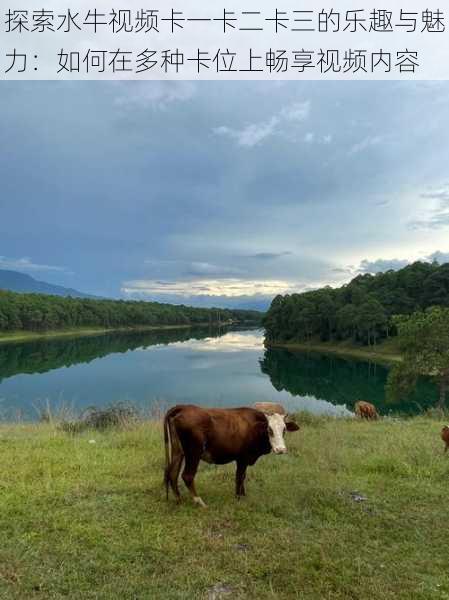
xmin=386 ymin=307 xmax=449 ymax=407
xmin=356 ymin=297 xmax=387 ymax=346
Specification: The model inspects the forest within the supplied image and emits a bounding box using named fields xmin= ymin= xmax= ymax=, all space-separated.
xmin=0 ymin=289 xmax=261 ymax=333
xmin=263 ymin=261 xmax=449 ymax=346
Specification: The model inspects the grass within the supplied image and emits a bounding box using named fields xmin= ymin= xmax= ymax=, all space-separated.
xmin=268 ymin=338 xmax=402 ymax=365
xmin=1 ymin=416 xmax=449 ymax=599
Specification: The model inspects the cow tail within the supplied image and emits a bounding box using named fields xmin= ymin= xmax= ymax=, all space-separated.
xmin=163 ymin=411 xmax=172 ymax=500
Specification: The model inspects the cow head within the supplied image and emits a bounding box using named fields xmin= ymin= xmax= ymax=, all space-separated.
xmin=254 ymin=403 xmax=299 ymax=454
xmin=266 ymin=413 xmax=299 ymax=454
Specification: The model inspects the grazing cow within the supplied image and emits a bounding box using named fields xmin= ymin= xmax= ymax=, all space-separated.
xmin=441 ymin=425 xmax=449 ymax=453
xmin=163 ymin=404 xmax=299 ymax=507
xmin=354 ymin=401 xmax=378 ymax=420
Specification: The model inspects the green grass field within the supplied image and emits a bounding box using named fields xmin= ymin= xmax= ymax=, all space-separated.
xmin=1 ymin=416 xmax=448 ymax=599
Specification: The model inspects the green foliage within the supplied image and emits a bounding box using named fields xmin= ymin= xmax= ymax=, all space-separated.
xmin=263 ymin=261 xmax=449 ymax=347
xmin=387 ymin=307 xmax=449 ymax=406
xmin=0 ymin=289 xmax=262 ymax=333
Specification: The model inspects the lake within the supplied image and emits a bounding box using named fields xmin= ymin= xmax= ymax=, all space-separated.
xmin=0 ymin=327 xmax=438 ymax=420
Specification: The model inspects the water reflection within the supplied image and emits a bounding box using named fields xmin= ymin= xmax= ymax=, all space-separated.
xmin=0 ymin=327 xmax=229 ymax=384
xmin=0 ymin=328 xmax=440 ymax=420
xmin=260 ymin=347 xmax=438 ymax=415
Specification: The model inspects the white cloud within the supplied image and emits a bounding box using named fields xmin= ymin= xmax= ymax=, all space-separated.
xmin=122 ymin=278 xmax=305 ymax=298
xmin=349 ymin=135 xmax=383 ymax=155
xmin=279 ymin=101 xmax=311 ymax=122
xmin=424 ymin=250 xmax=449 ymax=264
xmin=409 ymin=183 xmax=449 ymax=229
xmin=0 ymin=256 xmax=68 ymax=272
xmin=213 ymin=100 xmax=310 ymax=148
xmin=114 ymin=81 xmax=196 ymax=109
xmin=214 ymin=116 xmax=280 ymax=148
xmin=304 ymin=132 xmax=332 ymax=144
xmin=357 ymin=258 xmax=410 ymax=273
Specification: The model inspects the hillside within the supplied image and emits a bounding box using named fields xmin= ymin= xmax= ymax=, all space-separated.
xmin=264 ymin=261 xmax=449 ymax=346
xmin=0 ymin=288 xmax=262 ymax=334
xmin=0 ymin=269 xmax=93 ymax=298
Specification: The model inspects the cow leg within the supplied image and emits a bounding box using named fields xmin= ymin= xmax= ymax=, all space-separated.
xmin=167 ymin=451 xmax=184 ymax=502
xmin=181 ymin=453 xmax=206 ymax=508
xmin=235 ymin=461 xmax=247 ymax=498
xmin=165 ymin=420 xmax=185 ymax=503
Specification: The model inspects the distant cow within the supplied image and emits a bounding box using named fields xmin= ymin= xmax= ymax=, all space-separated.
xmin=354 ymin=401 xmax=378 ymax=420
xmin=163 ymin=404 xmax=299 ymax=507
xmin=441 ymin=425 xmax=449 ymax=453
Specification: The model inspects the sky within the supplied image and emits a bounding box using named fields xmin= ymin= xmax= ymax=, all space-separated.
xmin=1 ymin=80 xmax=449 ymax=309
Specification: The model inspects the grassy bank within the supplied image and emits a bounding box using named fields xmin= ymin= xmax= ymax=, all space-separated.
xmin=267 ymin=338 xmax=402 ymax=365
xmin=0 ymin=323 xmax=226 ymax=345
xmin=1 ymin=416 xmax=448 ymax=599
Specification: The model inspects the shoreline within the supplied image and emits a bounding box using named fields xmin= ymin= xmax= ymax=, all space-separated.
xmin=0 ymin=322 xmax=242 ymax=346
xmin=266 ymin=339 xmax=402 ymax=365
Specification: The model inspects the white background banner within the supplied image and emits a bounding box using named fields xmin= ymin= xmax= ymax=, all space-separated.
xmin=1 ymin=0 xmax=448 ymax=79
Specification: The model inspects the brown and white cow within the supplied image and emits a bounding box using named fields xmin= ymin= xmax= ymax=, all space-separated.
xmin=441 ymin=425 xmax=449 ymax=453
xmin=354 ymin=401 xmax=378 ymax=420
xmin=163 ymin=404 xmax=299 ymax=507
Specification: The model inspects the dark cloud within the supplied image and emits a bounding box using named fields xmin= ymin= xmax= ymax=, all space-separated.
xmin=247 ymin=252 xmax=293 ymax=260
xmin=2 ymin=81 xmax=449 ymax=302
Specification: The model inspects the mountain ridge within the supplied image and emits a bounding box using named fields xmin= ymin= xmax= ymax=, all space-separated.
xmin=0 ymin=269 xmax=94 ymax=298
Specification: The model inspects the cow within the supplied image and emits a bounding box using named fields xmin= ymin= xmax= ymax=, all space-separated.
xmin=441 ymin=425 xmax=449 ymax=453
xmin=163 ymin=404 xmax=299 ymax=508
xmin=354 ymin=401 xmax=379 ymax=420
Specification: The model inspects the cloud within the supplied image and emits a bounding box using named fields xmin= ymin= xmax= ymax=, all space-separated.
xmin=144 ymin=258 xmax=244 ymax=278
xmin=409 ymin=184 xmax=449 ymax=229
xmin=186 ymin=262 xmax=245 ymax=277
xmin=304 ymin=132 xmax=332 ymax=144
xmin=424 ymin=250 xmax=449 ymax=264
xmin=122 ymin=278 xmax=304 ymax=298
xmin=213 ymin=116 xmax=280 ymax=148
xmin=279 ymin=102 xmax=311 ymax=122
xmin=420 ymin=185 xmax=449 ymax=203
xmin=349 ymin=135 xmax=383 ymax=155
xmin=114 ymin=81 xmax=196 ymax=109
xmin=353 ymin=252 xmax=449 ymax=275
xmin=357 ymin=258 xmax=410 ymax=273
xmin=213 ymin=100 xmax=310 ymax=148
xmin=247 ymin=251 xmax=293 ymax=260
xmin=0 ymin=256 xmax=68 ymax=273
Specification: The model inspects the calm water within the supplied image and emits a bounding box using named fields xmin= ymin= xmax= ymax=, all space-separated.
xmin=0 ymin=328 xmax=438 ymax=420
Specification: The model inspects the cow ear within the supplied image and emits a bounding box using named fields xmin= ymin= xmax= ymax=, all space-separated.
xmin=285 ymin=420 xmax=299 ymax=432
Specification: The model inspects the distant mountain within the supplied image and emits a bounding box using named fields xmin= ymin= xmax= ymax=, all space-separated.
xmin=0 ymin=269 xmax=94 ymax=298
xmin=233 ymin=299 xmax=271 ymax=312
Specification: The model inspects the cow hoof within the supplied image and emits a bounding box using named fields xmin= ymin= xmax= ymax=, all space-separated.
xmin=193 ymin=496 xmax=207 ymax=508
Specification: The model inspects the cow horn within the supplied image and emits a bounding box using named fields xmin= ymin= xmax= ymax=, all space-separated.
xmin=253 ymin=402 xmax=286 ymax=416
